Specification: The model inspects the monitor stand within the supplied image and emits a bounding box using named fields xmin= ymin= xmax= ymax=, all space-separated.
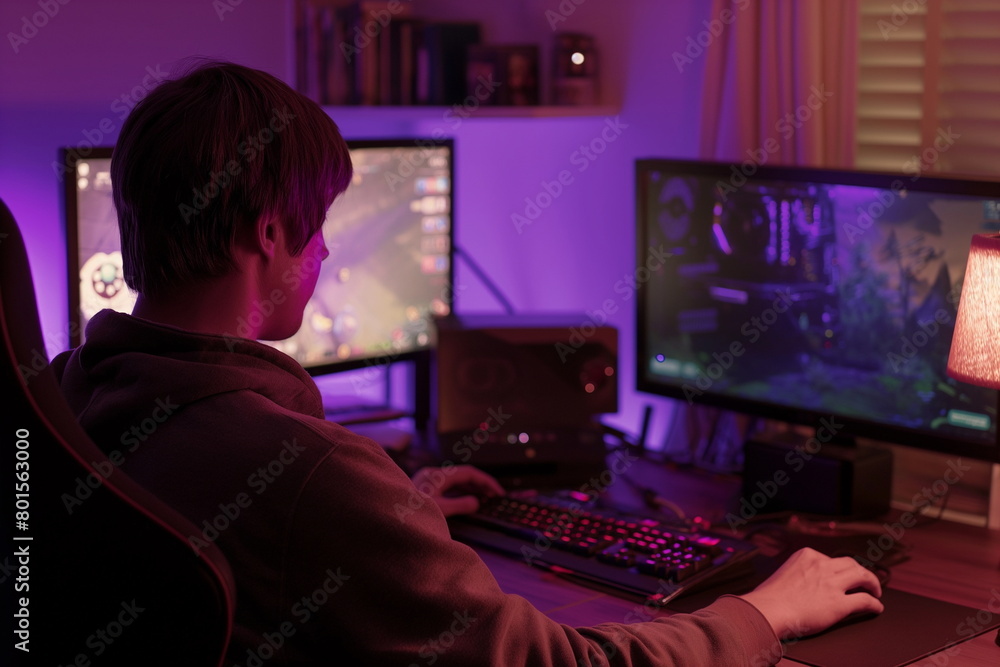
xmin=989 ymin=463 xmax=1000 ymax=530
xmin=315 ymin=353 xmax=432 ymax=427
xmin=322 ymin=397 xmax=415 ymax=455
xmin=741 ymin=428 xmax=894 ymax=519
xmin=323 ymin=397 xmax=409 ymax=425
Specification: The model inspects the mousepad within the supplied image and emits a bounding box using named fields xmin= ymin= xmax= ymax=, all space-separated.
xmin=782 ymin=587 xmax=1000 ymax=667
xmin=665 ymin=555 xmax=999 ymax=666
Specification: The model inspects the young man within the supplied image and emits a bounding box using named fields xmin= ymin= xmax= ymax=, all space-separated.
xmin=53 ymin=62 xmax=882 ymax=666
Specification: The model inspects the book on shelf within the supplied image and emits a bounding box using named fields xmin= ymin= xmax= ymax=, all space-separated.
xmin=320 ymin=4 xmax=348 ymax=106
xmin=295 ymin=2 xmax=490 ymax=107
xmin=398 ymin=19 xmax=417 ymax=105
xmin=378 ymin=17 xmax=423 ymax=105
xmin=466 ymin=44 xmax=540 ymax=106
xmin=344 ymin=1 xmax=415 ymax=105
xmin=415 ymin=22 xmax=482 ymax=106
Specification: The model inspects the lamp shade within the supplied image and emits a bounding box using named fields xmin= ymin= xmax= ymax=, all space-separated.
xmin=947 ymin=233 xmax=1000 ymax=389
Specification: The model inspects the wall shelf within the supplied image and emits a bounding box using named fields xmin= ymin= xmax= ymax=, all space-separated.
xmin=321 ymin=105 xmax=620 ymax=119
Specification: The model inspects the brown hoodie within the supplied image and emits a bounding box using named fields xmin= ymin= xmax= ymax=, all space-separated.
xmin=53 ymin=309 xmax=781 ymax=666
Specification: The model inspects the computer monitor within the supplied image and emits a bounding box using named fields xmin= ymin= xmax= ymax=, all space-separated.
xmin=635 ymin=158 xmax=1000 ymax=463
xmin=64 ymin=146 xmax=132 ymax=342
xmin=63 ymin=139 xmax=454 ymax=380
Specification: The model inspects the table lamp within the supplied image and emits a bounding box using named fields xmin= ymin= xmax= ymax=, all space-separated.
xmin=947 ymin=233 xmax=1000 ymax=539
xmin=948 ymin=234 xmax=1000 ymax=389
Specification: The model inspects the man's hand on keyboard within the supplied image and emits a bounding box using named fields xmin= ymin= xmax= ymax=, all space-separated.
xmin=738 ymin=547 xmax=884 ymax=640
xmin=411 ymin=465 xmax=506 ymax=517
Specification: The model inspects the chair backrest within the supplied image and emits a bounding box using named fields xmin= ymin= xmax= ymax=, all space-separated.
xmin=0 ymin=198 xmax=236 ymax=666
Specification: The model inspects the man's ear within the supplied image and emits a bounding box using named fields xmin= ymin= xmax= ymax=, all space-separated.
xmin=254 ymin=216 xmax=280 ymax=260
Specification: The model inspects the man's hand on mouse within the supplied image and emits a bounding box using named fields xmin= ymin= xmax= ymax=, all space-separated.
xmin=739 ymin=547 xmax=885 ymax=640
xmin=411 ymin=465 xmax=506 ymax=517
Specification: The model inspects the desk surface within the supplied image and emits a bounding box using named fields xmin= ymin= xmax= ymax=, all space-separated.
xmin=472 ymin=458 xmax=1000 ymax=666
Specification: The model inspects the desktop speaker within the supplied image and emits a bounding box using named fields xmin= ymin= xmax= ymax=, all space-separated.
xmin=432 ymin=315 xmax=617 ymax=487
xmin=742 ymin=433 xmax=893 ymax=518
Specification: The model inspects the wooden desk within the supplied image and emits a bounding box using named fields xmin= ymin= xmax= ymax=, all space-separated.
xmin=472 ymin=458 xmax=1000 ymax=666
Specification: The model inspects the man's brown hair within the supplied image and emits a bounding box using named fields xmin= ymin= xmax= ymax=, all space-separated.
xmin=111 ymin=61 xmax=353 ymax=299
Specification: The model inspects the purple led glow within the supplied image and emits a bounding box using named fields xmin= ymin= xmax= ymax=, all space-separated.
xmin=711 ymin=222 xmax=733 ymax=255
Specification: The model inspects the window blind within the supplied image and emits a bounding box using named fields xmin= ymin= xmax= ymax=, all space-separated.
xmin=857 ymin=0 xmax=1000 ymax=177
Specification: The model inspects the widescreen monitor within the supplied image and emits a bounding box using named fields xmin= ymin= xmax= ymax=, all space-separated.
xmin=63 ymin=139 xmax=454 ymax=376
xmin=636 ymin=159 xmax=1000 ymax=463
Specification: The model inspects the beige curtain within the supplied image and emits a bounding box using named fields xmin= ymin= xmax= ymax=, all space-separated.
xmin=699 ymin=0 xmax=859 ymax=167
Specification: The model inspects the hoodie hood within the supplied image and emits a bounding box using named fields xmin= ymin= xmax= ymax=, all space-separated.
xmin=53 ymin=309 xmax=325 ymax=441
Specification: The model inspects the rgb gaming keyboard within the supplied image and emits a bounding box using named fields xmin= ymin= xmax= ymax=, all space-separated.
xmin=450 ymin=493 xmax=759 ymax=605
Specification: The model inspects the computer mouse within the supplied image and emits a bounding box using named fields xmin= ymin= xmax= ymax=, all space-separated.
xmin=842 ymin=560 xmax=887 ymax=625
xmin=848 ymin=555 xmax=891 ymax=589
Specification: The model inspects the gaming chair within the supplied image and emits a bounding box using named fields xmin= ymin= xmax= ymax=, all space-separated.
xmin=0 ymin=198 xmax=236 ymax=666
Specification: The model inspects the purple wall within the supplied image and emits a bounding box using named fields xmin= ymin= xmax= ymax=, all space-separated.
xmin=0 ymin=0 xmax=288 ymax=352
xmin=0 ymin=0 xmax=712 ymax=448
